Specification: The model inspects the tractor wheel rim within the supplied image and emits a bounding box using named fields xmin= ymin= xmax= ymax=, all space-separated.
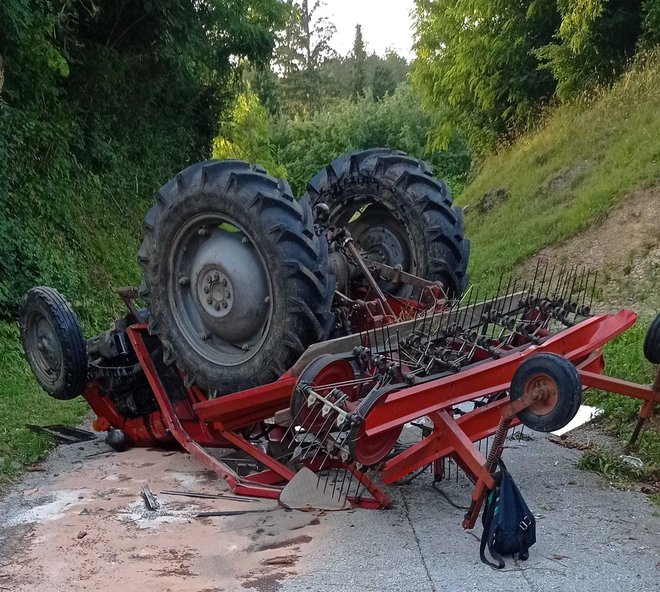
xmin=168 ymin=213 xmax=273 ymax=367
xmin=524 ymin=373 xmax=559 ymax=416
xmin=337 ymin=202 xmax=415 ymax=293
xmin=26 ymin=312 xmax=62 ymax=384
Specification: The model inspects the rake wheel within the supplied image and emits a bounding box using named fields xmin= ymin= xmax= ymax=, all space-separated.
xmin=301 ymin=148 xmax=470 ymax=298
xmin=138 ymin=160 xmax=335 ymax=396
xmin=510 ymin=353 xmax=582 ymax=433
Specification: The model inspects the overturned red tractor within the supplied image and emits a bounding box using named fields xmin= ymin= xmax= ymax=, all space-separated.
xmin=20 ymin=149 xmax=660 ymax=531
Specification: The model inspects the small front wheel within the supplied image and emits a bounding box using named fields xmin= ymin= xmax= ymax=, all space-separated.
xmin=510 ymin=353 xmax=582 ymax=432
xmin=20 ymin=287 xmax=87 ymax=400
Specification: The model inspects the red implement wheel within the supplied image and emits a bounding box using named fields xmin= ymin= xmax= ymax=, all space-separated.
xmin=510 ymin=353 xmax=582 ymax=433
xmin=291 ymin=355 xmax=361 ymax=434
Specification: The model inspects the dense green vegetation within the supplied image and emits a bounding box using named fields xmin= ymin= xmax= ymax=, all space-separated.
xmin=0 ymin=1 xmax=658 ymax=483
xmin=413 ymin=0 xmax=659 ymax=152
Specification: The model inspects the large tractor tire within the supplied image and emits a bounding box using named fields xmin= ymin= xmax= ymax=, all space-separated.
xmin=301 ymin=148 xmax=470 ymax=298
xmin=138 ymin=160 xmax=335 ymax=396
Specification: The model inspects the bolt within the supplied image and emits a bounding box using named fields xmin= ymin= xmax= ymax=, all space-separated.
xmin=214 ymin=303 xmax=221 ymax=311
xmin=198 ymin=227 xmax=209 ymax=236
xmin=206 ymin=297 xmax=213 ymax=305
xmin=206 ymin=275 xmax=212 ymax=284
xmin=213 ymin=271 xmax=219 ymax=281
xmin=222 ymin=301 xmax=228 ymax=309
xmin=221 ymin=278 xmax=228 ymax=287
xmin=178 ymin=276 xmax=190 ymax=286
xmin=203 ymin=285 xmax=210 ymax=294
xmin=224 ymin=290 xmax=231 ymax=299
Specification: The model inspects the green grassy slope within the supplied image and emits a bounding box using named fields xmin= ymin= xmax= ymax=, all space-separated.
xmin=455 ymin=52 xmax=660 ymax=289
xmin=0 ymin=175 xmax=149 ymax=484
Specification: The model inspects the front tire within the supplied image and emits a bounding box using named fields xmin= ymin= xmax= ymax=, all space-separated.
xmin=19 ymin=287 xmax=87 ymax=400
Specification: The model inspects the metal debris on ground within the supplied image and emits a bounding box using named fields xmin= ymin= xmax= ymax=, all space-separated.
xmin=160 ymin=490 xmax=261 ymax=503
xmin=196 ymin=508 xmax=278 ymax=518
xmin=141 ymin=484 xmax=160 ymax=511
xmin=26 ymin=425 xmax=96 ymax=445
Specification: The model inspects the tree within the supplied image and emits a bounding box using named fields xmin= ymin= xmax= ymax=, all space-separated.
xmin=0 ymin=0 xmax=286 ymax=318
xmin=351 ymin=24 xmax=366 ymax=98
xmin=412 ymin=0 xmax=559 ymax=153
xmin=275 ymin=0 xmax=337 ymax=114
xmin=537 ymin=0 xmax=645 ymax=99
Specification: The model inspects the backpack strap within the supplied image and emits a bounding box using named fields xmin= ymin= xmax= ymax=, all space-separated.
xmin=479 ymin=481 xmax=505 ymax=569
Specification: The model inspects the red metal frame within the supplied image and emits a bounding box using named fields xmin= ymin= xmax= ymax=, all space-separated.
xmin=81 ymin=309 xmax=659 ymax=524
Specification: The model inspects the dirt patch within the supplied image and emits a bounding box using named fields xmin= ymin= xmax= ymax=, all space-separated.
xmin=473 ymin=187 xmax=509 ymax=214
xmin=0 ymin=443 xmax=322 ymax=592
xmin=517 ymin=182 xmax=660 ymax=313
xmin=541 ymin=160 xmax=594 ymax=194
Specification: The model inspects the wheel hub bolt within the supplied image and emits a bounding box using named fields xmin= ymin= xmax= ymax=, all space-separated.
xmin=224 ymin=290 xmax=231 ymax=299
xmin=206 ymin=276 xmax=212 ymax=284
xmin=207 ymin=297 xmax=213 ymax=305
xmin=222 ymin=301 xmax=228 ymax=309
xmin=221 ymin=278 xmax=228 ymax=287
xmin=214 ymin=303 xmax=221 ymax=311
xmin=213 ymin=271 xmax=219 ymax=281
xmin=203 ymin=285 xmax=210 ymax=294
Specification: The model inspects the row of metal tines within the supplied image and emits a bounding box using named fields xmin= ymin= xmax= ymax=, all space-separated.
xmin=356 ymin=262 xmax=597 ymax=378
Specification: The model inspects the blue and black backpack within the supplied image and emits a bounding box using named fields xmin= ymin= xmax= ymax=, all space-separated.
xmin=480 ymin=460 xmax=536 ymax=569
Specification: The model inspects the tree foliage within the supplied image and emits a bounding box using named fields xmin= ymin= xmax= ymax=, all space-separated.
xmin=0 ymin=0 xmax=284 ymax=322
xmin=537 ymin=1 xmax=645 ymax=99
xmin=412 ymin=0 xmax=559 ymax=152
xmin=275 ymin=0 xmax=337 ymax=114
xmin=412 ymin=0 xmax=659 ymax=152
xmin=271 ymin=85 xmax=470 ymax=196
xmin=351 ymin=25 xmax=367 ymax=97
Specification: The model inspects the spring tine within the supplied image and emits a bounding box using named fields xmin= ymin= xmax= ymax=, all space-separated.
xmin=581 ymin=268 xmax=591 ymax=311
xmin=506 ymin=277 xmax=519 ymax=317
xmin=336 ymin=466 xmax=351 ymax=502
xmin=468 ymin=286 xmax=481 ymax=328
xmin=575 ymin=267 xmax=587 ymax=307
xmin=531 ymin=259 xmax=541 ymax=294
xmin=566 ymin=266 xmax=580 ymax=311
xmin=589 ymin=270 xmax=598 ymax=312
xmin=537 ymin=260 xmax=549 ymax=302
xmin=561 ymin=265 xmax=575 ymax=303
xmin=500 ymin=274 xmax=513 ymax=311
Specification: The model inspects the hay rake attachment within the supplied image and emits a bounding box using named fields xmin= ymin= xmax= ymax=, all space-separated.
xmin=68 ymin=262 xmax=659 ymax=527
